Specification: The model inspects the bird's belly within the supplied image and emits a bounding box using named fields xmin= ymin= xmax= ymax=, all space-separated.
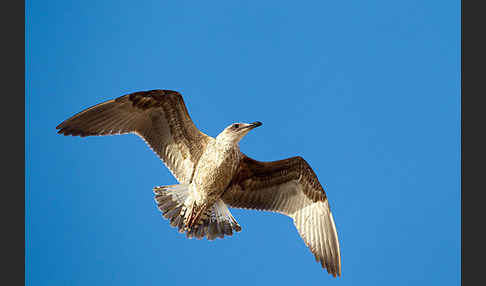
xmin=192 ymin=147 xmax=239 ymax=204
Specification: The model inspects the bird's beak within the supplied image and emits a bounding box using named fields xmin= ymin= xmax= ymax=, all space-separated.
xmin=241 ymin=121 xmax=262 ymax=131
xmin=251 ymin=121 xmax=263 ymax=127
xmin=248 ymin=121 xmax=262 ymax=129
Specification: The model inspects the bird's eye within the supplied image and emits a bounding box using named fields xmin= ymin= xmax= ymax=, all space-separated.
xmin=233 ymin=124 xmax=240 ymax=129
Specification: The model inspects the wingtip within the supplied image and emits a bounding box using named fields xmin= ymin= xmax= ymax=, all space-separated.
xmin=56 ymin=128 xmax=67 ymax=135
xmin=56 ymin=127 xmax=71 ymax=136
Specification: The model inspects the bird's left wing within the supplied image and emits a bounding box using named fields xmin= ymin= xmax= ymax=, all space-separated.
xmin=221 ymin=154 xmax=341 ymax=277
xmin=56 ymin=89 xmax=213 ymax=184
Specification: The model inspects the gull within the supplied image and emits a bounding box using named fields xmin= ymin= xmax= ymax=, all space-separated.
xmin=56 ymin=89 xmax=342 ymax=277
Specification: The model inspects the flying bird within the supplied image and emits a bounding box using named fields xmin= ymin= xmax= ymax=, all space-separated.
xmin=56 ymin=89 xmax=342 ymax=277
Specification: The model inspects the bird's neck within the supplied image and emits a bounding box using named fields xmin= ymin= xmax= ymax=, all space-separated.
xmin=215 ymin=133 xmax=241 ymax=146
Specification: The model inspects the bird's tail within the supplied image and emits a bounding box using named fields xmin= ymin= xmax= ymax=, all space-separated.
xmin=153 ymin=184 xmax=242 ymax=240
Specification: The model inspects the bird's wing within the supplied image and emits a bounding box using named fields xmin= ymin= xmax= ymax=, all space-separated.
xmin=222 ymin=154 xmax=341 ymax=277
xmin=56 ymin=89 xmax=213 ymax=184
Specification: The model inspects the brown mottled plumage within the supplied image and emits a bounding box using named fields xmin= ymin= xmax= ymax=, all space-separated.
xmin=56 ymin=89 xmax=341 ymax=277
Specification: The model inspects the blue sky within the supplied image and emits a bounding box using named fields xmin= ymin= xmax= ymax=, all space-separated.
xmin=26 ymin=1 xmax=460 ymax=285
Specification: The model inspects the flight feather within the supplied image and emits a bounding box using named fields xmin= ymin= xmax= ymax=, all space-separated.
xmin=56 ymin=89 xmax=213 ymax=184
xmin=222 ymin=155 xmax=342 ymax=277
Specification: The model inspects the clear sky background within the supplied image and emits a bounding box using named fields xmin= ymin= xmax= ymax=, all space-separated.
xmin=26 ymin=1 xmax=460 ymax=285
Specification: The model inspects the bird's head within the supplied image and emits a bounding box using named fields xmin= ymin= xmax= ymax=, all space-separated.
xmin=216 ymin=121 xmax=263 ymax=144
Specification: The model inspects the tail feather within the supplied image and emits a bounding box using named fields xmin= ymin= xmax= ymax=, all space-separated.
xmin=153 ymin=184 xmax=241 ymax=240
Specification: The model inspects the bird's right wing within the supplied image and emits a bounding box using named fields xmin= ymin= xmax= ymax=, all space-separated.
xmin=56 ymin=89 xmax=213 ymax=184
xmin=222 ymin=154 xmax=341 ymax=277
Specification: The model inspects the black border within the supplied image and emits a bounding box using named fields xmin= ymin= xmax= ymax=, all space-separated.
xmin=3 ymin=0 xmax=25 ymax=284
xmin=462 ymin=0 xmax=483 ymax=285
